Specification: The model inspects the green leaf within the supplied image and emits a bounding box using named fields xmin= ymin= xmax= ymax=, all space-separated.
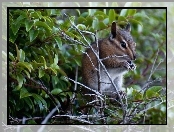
xmin=39 ymin=69 xmax=45 ymax=78
xmin=11 ymin=23 xmax=21 ymax=35
xmin=31 ymin=60 xmax=44 ymax=68
xmin=25 ymin=20 xmax=34 ymax=32
xmin=40 ymin=56 xmax=47 ymax=69
xmin=47 ymin=67 xmax=57 ymax=75
xmin=35 ymin=21 xmax=52 ymax=32
xmin=78 ymin=16 xmax=86 ymax=24
xmin=145 ymin=86 xmax=162 ymax=99
xmin=16 ymin=62 xmax=33 ymax=72
xmin=77 ymin=24 xmax=86 ymax=30
xmin=95 ymin=15 xmax=104 ymax=21
xmin=128 ymin=9 xmax=136 ymax=16
xmin=16 ymin=74 xmax=24 ymax=90
xmin=118 ymin=16 xmax=127 ymax=22
xmin=147 ymin=86 xmax=163 ymax=93
xmin=16 ymin=14 xmax=26 ymax=23
xmin=85 ymin=16 xmax=93 ymax=27
xmin=30 ymin=11 xmax=42 ymax=19
xmin=81 ymin=12 xmax=88 ymax=17
xmin=109 ymin=9 xmax=116 ymax=24
xmin=20 ymin=88 xmax=32 ymax=98
xmin=54 ymin=54 xmax=59 ymax=65
xmin=42 ymin=16 xmax=54 ymax=27
xmin=65 ymin=31 xmax=77 ymax=39
xmin=98 ymin=22 xmax=107 ymax=29
xmin=134 ymin=12 xmax=150 ymax=20
xmin=51 ymin=88 xmax=62 ymax=95
xmin=132 ymin=89 xmax=143 ymax=101
xmin=103 ymin=18 xmax=109 ymax=25
xmin=29 ymin=30 xmax=39 ymax=42
xmin=69 ymin=16 xmax=75 ymax=23
xmin=57 ymin=68 xmax=67 ymax=76
xmin=94 ymin=11 xmax=106 ymax=16
xmin=19 ymin=49 xmax=25 ymax=62
xmin=23 ymin=97 xmax=34 ymax=110
xmin=9 ymin=28 xmax=18 ymax=43
xmin=24 ymin=70 xmax=30 ymax=78
xmin=120 ymin=9 xmax=128 ymax=17
xmin=9 ymin=52 xmax=15 ymax=61
xmin=54 ymin=37 xmax=62 ymax=49
xmin=11 ymin=15 xmax=25 ymax=35
xmin=92 ymin=18 xmax=99 ymax=30
xmin=130 ymin=19 xmax=143 ymax=27
xmin=74 ymin=58 xmax=81 ymax=66
xmin=32 ymin=93 xmax=47 ymax=110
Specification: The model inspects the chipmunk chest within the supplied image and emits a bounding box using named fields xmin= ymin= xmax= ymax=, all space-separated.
xmin=99 ymin=67 xmax=127 ymax=90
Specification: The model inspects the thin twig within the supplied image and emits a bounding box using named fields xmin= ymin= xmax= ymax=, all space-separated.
xmin=65 ymin=77 xmax=103 ymax=100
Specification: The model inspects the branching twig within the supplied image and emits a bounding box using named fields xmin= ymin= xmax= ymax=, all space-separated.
xmin=65 ymin=77 xmax=103 ymax=100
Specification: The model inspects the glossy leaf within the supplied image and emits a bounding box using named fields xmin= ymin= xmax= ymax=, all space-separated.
xmin=53 ymin=54 xmax=59 ymax=65
xmin=16 ymin=74 xmax=24 ymax=90
xmin=40 ymin=56 xmax=47 ymax=69
xmin=98 ymin=22 xmax=107 ymax=29
xmin=25 ymin=20 xmax=34 ymax=32
xmin=9 ymin=52 xmax=15 ymax=61
xmin=23 ymin=97 xmax=34 ymax=110
xmin=29 ymin=30 xmax=39 ymax=42
xmin=30 ymin=11 xmax=42 ymax=19
xmin=19 ymin=49 xmax=25 ymax=62
xmin=39 ymin=69 xmax=45 ymax=78
xmin=51 ymin=88 xmax=62 ymax=95
xmin=128 ymin=9 xmax=136 ymax=16
xmin=9 ymin=28 xmax=18 ymax=43
xmin=132 ymin=89 xmax=143 ymax=101
xmin=109 ymin=9 xmax=116 ymax=24
xmin=11 ymin=22 xmax=21 ymax=35
xmin=24 ymin=70 xmax=30 ymax=78
xmin=77 ymin=24 xmax=86 ymax=30
xmin=20 ymin=88 xmax=32 ymax=98
xmin=130 ymin=19 xmax=143 ymax=27
xmin=120 ymin=9 xmax=128 ymax=17
xmin=54 ymin=37 xmax=62 ymax=49
xmin=78 ymin=16 xmax=86 ymax=24
xmin=16 ymin=62 xmax=33 ymax=72
xmin=35 ymin=21 xmax=52 ymax=32
xmin=32 ymin=93 xmax=47 ymax=110
xmin=92 ymin=18 xmax=99 ymax=30
xmin=118 ymin=16 xmax=127 ymax=22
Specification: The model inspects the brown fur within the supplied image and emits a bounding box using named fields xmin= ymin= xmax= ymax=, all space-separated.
xmin=82 ymin=22 xmax=136 ymax=97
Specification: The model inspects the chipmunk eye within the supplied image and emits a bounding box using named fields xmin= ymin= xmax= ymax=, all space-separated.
xmin=120 ymin=41 xmax=127 ymax=48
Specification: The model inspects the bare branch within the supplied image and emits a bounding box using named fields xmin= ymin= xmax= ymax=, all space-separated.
xmin=65 ymin=77 xmax=104 ymax=100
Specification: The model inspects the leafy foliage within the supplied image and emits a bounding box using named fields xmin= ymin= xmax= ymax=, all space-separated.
xmin=8 ymin=8 xmax=166 ymax=124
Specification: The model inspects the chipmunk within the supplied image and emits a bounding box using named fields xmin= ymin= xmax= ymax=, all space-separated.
xmin=81 ymin=22 xmax=136 ymax=99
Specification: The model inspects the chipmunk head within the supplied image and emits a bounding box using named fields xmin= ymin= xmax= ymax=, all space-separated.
xmin=109 ymin=21 xmax=136 ymax=62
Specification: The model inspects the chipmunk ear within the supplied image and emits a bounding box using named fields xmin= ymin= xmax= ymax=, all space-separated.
xmin=125 ymin=23 xmax=131 ymax=32
xmin=111 ymin=21 xmax=117 ymax=38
